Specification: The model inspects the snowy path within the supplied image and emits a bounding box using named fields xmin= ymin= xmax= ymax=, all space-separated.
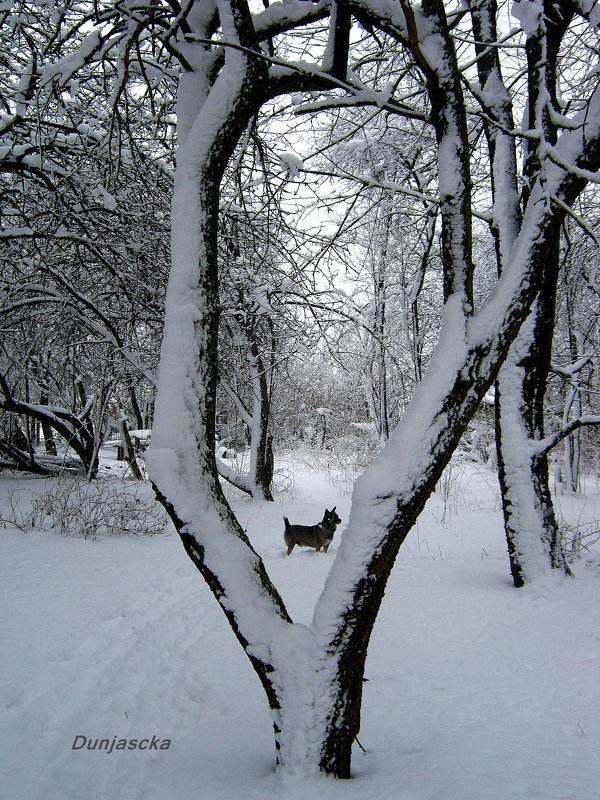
xmin=0 ymin=526 xmax=275 ymax=800
xmin=1 ymin=462 xmax=599 ymax=799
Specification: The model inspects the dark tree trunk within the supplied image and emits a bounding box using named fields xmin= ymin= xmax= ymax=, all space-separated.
xmin=249 ymin=337 xmax=275 ymax=501
xmin=11 ymin=417 xmax=29 ymax=451
xmin=129 ymin=387 xmax=145 ymax=431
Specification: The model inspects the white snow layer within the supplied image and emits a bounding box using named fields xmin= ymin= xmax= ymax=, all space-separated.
xmin=2 ymin=456 xmax=599 ymax=799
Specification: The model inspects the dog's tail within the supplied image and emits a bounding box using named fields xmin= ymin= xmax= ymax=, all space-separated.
xmin=283 ymin=516 xmax=290 ymax=529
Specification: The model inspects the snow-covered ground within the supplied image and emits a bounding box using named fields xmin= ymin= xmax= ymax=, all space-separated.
xmin=1 ymin=453 xmax=599 ymax=800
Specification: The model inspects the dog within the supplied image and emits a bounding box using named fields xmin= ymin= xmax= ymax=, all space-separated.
xmin=283 ymin=507 xmax=342 ymax=555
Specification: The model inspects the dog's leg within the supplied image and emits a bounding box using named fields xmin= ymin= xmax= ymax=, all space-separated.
xmin=287 ymin=542 xmax=294 ymax=556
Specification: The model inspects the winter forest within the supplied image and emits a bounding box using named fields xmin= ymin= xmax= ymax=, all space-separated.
xmin=1 ymin=0 xmax=600 ymax=797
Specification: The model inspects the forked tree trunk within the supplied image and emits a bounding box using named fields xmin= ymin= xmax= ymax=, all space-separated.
xmin=146 ymin=0 xmax=600 ymax=780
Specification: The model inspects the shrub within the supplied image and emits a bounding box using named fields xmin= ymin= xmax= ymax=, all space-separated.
xmin=2 ymin=477 xmax=168 ymax=539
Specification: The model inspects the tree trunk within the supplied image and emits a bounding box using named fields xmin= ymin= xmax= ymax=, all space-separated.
xmin=11 ymin=416 xmax=29 ymax=451
xmin=248 ymin=338 xmax=275 ymax=501
xmin=129 ymin=387 xmax=145 ymax=431
xmin=219 ymin=365 xmax=274 ymax=500
xmin=471 ymin=0 xmax=574 ymax=586
xmin=495 ymin=361 xmax=566 ymax=588
xmin=495 ymin=245 xmax=569 ymax=586
xmin=562 ymin=289 xmax=582 ymax=493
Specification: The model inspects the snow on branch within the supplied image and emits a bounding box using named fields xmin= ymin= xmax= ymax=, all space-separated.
xmin=220 ymin=378 xmax=253 ymax=428
xmin=551 ymin=355 xmax=593 ymax=378
xmin=533 ymin=415 xmax=600 ymax=456
xmin=543 ymin=142 xmax=600 ymax=184
xmin=253 ymin=0 xmax=331 ymax=40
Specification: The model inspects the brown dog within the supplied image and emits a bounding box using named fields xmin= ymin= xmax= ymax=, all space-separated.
xmin=283 ymin=507 xmax=342 ymax=555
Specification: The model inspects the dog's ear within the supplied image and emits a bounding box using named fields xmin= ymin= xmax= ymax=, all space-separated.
xmin=332 ymin=506 xmax=336 ymax=512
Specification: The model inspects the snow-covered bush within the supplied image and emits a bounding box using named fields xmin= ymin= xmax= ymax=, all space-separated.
xmin=301 ymin=434 xmax=380 ymax=495
xmin=560 ymin=518 xmax=600 ymax=568
xmin=436 ymin=459 xmax=467 ymax=523
xmin=270 ymin=465 xmax=298 ymax=498
xmin=2 ymin=477 xmax=168 ymax=539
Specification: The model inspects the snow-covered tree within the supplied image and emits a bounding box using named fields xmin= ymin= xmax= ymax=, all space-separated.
xmin=5 ymin=0 xmax=599 ymax=779
xmin=214 ymin=130 xmax=315 ymax=499
xmin=466 ymin=0 xmax=600 ymax=585
xmin=144 ymin=0 xmax=600 ymax=776
xmin=0 ymin=0 xmax=171 ymax=473
xmin=551 ymin=206 xmax=600 ymax=494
